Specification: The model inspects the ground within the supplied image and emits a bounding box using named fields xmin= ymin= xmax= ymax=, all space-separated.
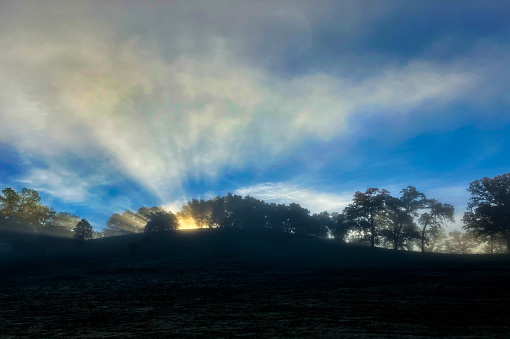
xmin=0 ymin=229 xmax=509 ymax=337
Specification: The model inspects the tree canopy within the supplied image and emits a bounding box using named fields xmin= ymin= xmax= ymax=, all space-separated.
xmin=144 ymin=211 xmax=179 ymax=233
xmin=0 ymin=187 xmax=81 ymax=237
xmin=463 ymin=173 xmax=510 ymax=253
xmin=73 ymin=218 xmax=93 ymax=242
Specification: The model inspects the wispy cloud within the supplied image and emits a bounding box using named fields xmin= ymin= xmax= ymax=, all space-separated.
xmin=19 ymin=166 xmax=98 ymax=202
xmin=235 ymin=182 xmax=352 ymax=213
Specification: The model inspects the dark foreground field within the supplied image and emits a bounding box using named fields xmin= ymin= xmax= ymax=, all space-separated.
xmin=1 ymin=229 xmax=510 ymax=338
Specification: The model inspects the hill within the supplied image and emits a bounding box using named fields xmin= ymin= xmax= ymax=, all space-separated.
xmin=1 ymin=228 xmax=509 ymax=337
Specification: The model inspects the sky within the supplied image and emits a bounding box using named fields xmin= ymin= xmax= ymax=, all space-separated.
xmin=1 ymin=0 xmax=509 ymax=231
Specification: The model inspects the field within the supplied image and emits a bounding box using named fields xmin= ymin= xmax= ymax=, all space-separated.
xmin=1 ymin=229 xmax=509 ymax=337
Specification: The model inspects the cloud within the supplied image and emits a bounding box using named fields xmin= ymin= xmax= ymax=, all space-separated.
xmin=235 ymin=182 xmax=352 ymax=214
xmin=0 ymin=1 xmax=503 ymax=206
xmin=19 ymin=166 xmax=97 ymax=202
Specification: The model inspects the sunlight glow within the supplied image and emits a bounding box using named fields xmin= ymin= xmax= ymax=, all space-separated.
xmin=177 ymin=217 xmax=199 ymax=230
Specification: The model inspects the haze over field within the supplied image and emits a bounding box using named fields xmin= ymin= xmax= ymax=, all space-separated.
xmin=1 ymin=1 xmax=509 ymax=229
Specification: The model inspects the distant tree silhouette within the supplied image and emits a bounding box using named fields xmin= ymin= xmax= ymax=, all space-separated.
xmin=379 ymin=199 xmax=416 ymax=250
xmin=104 ymin=211 xmax=143 ymax=237
xmin=264 ymin=203 xmax=289 ymax=233
xmin=240 ymin=196 xmax=267 ymax=230
xmin=222 ymin=193 xmax=245 ymax=228
xmin=178 ymin=199 xmax=213 ymax=228
xmin=379 ymin=187 xmax=425 ymax=250
xmin=463 ymin=173 xmax=510 ymax=253
xmin=104 ymin=206 xmax=164 ymax=237
xmin=144 ymin=211 xmax=179 ymax=233
xmin=0 ymin=187 xmax=72 ymax=233
xmin=419 ymin=199 xmax=454 ymax=252
xmin=209 ymin=196 xmax=227 ymax=228
xmin=40 ymin=211 xmax=80 ymax=238
xmin=344 ymin=188 xmax=389 ymax=247
xmin=73 ymin=218 xmax=93 ymax=242
xmin=444 ymin=230 xmax=477 ymax=254
xmin=425 ymin=228 xmax=448 ymax=253
xmin=481 ymin=235 xmax=507 ymax=254
xmin=286 ymin=203 xmax=311 ymax=235
xmin=137 ymin=206 xmax=165 ymax=220
xmin=309 ymin=211 xmax=332 ymax=238
xmin=330 ymin=212 xmax=351 ymax=242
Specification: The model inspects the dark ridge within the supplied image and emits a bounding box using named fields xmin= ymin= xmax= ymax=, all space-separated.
xmin=1 ymin=228 xmax=510 ymax=337
xmin=2 ymin=228 xmax=508 ymax=272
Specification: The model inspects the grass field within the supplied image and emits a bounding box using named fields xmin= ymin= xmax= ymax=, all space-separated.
xmin=1 ymin=229 xmax=509 ymax=337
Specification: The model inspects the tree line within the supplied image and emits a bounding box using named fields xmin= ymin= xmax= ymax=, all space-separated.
xmin=0 ymin=187 xmax=98 ymax=241
xmin=1 ymin=173 xmax=510 ymax=253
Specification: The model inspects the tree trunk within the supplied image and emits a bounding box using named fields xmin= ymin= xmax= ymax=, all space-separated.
xmin=504 ymin=235 xmax=510 ymax=254
xmin=370 ymin=215 xmax=375 ymax=247
xmin=420 ymin=225 xmax=427 ymax=253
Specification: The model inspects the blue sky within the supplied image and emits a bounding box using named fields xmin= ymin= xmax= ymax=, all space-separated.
xmin=1 ymin=0 xmax=509 ymax=231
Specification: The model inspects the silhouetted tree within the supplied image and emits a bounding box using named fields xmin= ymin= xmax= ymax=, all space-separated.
xmin=144 ymin=211 xmax=179 ymax=233
xmin=286 ymin=203 xmax=311 ymax=235
xmin=379 ymin=197 xmax=417 ymax=250
xmin=444 ymin=230 xmax=477 ymax=254
xmin=227 ymin=194 xmax=246 ymax=228
xmin=379 ymin=187 xmax=425 ymax=250
xmin=104 ymin=211 xmax=145 ymax=237
xmin=0 ymin=187 xmax=59 ymax=232
xmin=419 ymin=199 xmax=454 ymax=252
xmin=104 ymin=207 xmax=163 ymax=237
xmin=40 ymin=211 xmax=80 ymax=238
xmin=330 ymin=212 xmax=351 ymax=242
xmin=344 ymin=188 xmax=389 ymax=247
xmin=463 ymin=173 xmax=510 ymax=253
xmin=481 ymin=235 xmax=507 ymax=254
xmin=209 ymin=196 xmax=226 ymax=228
xmin=73 ymin=218 xmax=93 ymax=242
xmin=178 ymin=199 xmax=213 ymax=228
xmin=137 ymin=206 xmax=165 ymax=220
xmin=426 ymin=228 xmax=448 ymax=253
xmin=309 ymin=211 xmax=333 ymax=238
xmin=264 ymin=203 xmax=288 ymax=232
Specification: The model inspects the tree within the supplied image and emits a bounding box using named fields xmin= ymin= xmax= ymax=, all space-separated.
xmin=286 ymin=203 xmax=311 ymax=235
xmin=144 ymin=211 xmax=179 ymax=233
xmin=481 ymin=235 xmax=507 ymax=254
xmin=264 ymin=203 xmax=288 ymax=232
xmin=0 ymin=187 xmax=19 ymax=219
xmin=209 ymin=196 xmax=227 ymax=228
xmin=137 ymin=206 xmax=165 ymax=220
xmin=419 ymin=199 xmax=454 ymax=252
xmin=379 ymin=197 xmax=417 ymax=250
xmin=0 ymin=187 xmax=54 ymax=231
xmin=426 ymin=228 xmax=448 ymax=253
xmin=178 ymin=199 xmax=213 ymax=228
xmin=309 ymin=211 xmax=333 ymax=238
xmin=462 ymin=173 xmax=510 ymax=253
xmin=344 ymin=188 xmax=389 ymax=247
xmin=73 ymin=218 xmax=93 ymax=242
xmin=40 ymin=211 xmax=80 ymax=238
xmin=444 ymin=230 xmax=477 ymax=254
xmin=379 ymin=187 xmax=425 ymax=250
xmin=104 ymin=211 xmax=144 ymax=237
xmin=104 ymin=207 xmax=162 ymax=237
xmin=330 ymin=212 xmax=351 ymax=242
